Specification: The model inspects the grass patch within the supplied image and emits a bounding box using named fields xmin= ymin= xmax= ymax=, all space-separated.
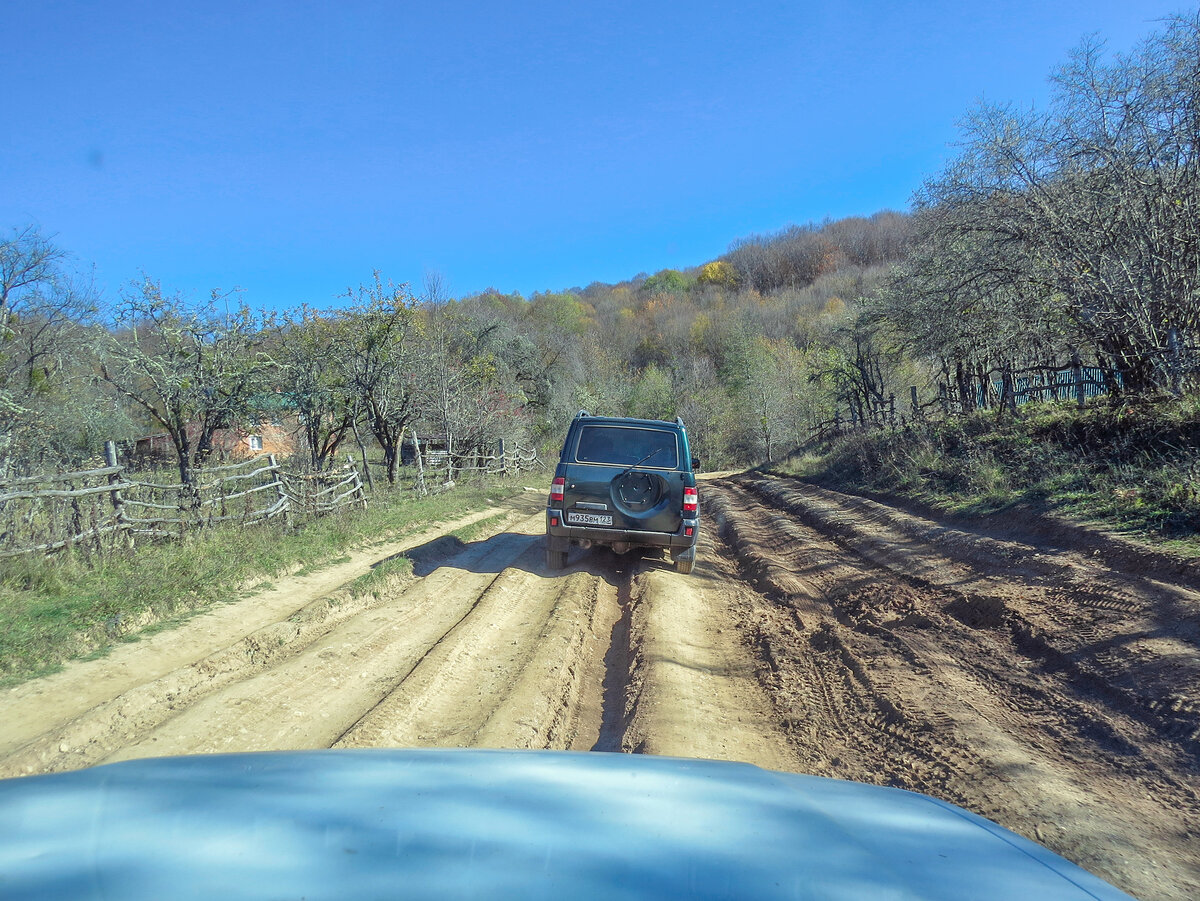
xmin=450 ymin=512 xmax=510 ymax=544
xmin=778 ymin=394 xmax=1200 ymax=553
xmin=0 ymin=478 xmax=521 ymax=687
xmin=348 ymin=554 xmax=415 ymax=598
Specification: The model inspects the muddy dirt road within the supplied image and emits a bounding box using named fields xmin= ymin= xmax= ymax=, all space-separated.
xmin=3 ymin=474 xmax=1198 ymax=900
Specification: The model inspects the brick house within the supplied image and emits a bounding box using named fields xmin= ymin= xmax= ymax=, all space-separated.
xmin=133 ymin=419 xmax=299 ymax=465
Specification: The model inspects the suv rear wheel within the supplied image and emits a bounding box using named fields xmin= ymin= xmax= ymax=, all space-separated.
xmin=673 ymin=545 xmax=696 ymax=574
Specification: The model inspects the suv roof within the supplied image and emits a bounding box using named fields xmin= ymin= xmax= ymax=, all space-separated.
xmin=569 ymin=411 xmax=687 ymax=429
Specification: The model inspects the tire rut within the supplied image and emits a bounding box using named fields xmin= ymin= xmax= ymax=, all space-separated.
xmin=331 ymin=540 xmax=594 ymax=749
xmin=706 ymin=474 xmax=1200 ymax=901
xmin=99 ymin=530 xmax=543 ymax=762
xmin=733 ymin=472 xmax=1200 ymax=756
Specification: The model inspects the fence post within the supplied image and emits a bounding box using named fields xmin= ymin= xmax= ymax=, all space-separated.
xmin=267 ymin=454 xmax=290 ymax=525
xmin=104 ymin=441 xmax=132 ymax=548
xmin=1071 ymin=353 xmax=1086 ymax=409
xmin=181 ymin=480 xmax=199 ymax=537
xmin=346 ymin=454 xmax=368 ymax=508
xmin=497 ymin=438 xmax=506 ymax=475
xmin=412 ymin=433 xmax=428 ymax=496
xmin=1001 ymin=365 xmax=1017 ymax=418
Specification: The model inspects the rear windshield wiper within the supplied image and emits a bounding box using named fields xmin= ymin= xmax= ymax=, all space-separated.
xmin=618 ymin=447 xmax=663 ymax=477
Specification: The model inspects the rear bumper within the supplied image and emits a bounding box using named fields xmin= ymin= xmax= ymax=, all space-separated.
xmin=546 ymin=508 xmax=699 ymax=552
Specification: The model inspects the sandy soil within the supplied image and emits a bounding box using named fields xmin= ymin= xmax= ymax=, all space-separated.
xmin=2 ymin=475 xmax=1197 ymax=900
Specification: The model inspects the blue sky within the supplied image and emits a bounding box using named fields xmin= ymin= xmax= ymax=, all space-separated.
xmin=2 ymin=1 xmax=1184 ymax=310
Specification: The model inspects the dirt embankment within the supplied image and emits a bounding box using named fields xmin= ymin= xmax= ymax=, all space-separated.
xmin=2 ymin=476 xmax=1197 ymax=900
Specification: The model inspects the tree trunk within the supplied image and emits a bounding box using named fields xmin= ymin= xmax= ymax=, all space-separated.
xmin=350 ymin=416 xmax=374 ymax=491
xmin=384 ymin=442 xmax=398 ymax=485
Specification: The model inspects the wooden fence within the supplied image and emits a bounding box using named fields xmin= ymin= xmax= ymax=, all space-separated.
xmin=278 ymin=462 xmax=369 ymax=517
xmin=807 ymin=361 xmax=1125 ymax=444
xmin=945 ymin=362 xmax=1122 ymax=416
xmin=372 ymin=437 xmax=543 ymax=491
xmin=0 ymin=445 xmax=367 ymax=560
xmin=439 ymin=438 xmax=541 ymax=476
xmin=410 ymin=438 xmax=543 ymax=495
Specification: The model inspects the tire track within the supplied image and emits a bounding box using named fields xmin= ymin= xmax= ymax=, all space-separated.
xmin=617 ymin=542 xmax=797 ymax=769
xmin=99 ymin=531 xmax=540 ymax=763
xmin=706 ymin=475 xmax=1200 ymax=901
xmin=0 ymin=508 xmax=542 ymax=775
xmin=5 ymin=475 xmax=1198 ymax=899
xmin=0 ymin=506 xmax=513 ymax=760
xmin=706 ymin=484 xmax=984 ymax=799
xmin=734 ymin=473 xmax=1200 ymax=756
xmin=332 ymin=544 xmax=595 ymax=749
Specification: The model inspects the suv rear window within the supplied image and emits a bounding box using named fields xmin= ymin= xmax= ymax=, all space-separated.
xmin=574 ymin=425 xmax=679 ymax=468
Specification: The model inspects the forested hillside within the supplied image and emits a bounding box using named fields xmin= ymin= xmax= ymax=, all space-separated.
xmin=0 ymin=212 xmax=917 ymax=479
xmin=1 ymin=11 xmax=1197 ymax=484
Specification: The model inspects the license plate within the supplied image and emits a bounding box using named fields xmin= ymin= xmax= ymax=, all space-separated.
xmin=566 ymin=511 xmax=613 ymax=526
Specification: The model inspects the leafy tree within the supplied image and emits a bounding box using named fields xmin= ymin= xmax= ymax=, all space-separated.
xmin=271 ymin=307 xmax=355 ymax=471
xmin=412 ymin=302 xmax=531 ymax=472
xmin=627 ymin=363 xmax=675 ymax=421
xmin=570 ymin=341 xmax=632 ymax=422
xmin=340 ymin=273 xmax=420 ymax=485
xmin=641 ymin=269 xmax=690 ymax=295
xmin=696 ymin=260 xmax=739 ymax=290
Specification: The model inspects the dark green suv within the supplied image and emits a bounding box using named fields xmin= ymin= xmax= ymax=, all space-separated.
xmin=545 ymin=412 xmax=699 ymax=573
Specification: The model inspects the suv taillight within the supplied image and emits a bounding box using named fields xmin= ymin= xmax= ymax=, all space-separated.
xmin=550 ymin=477 xmax=565 ymax=503
xmin=683 ymin=486 xmax=698 ymax=514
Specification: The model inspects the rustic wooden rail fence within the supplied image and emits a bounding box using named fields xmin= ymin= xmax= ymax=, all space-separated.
xmin=278 ymin=461 xmax=369 ymax=517
xmin=370 ymin=437 xmax=543 ymax=492
xmin=414 ymin=438 xmax=542 ymax=495
xmin=805 ymin=361 xmax=1125 ymax=446
xmin=0 ymin=446 xmax=367 ymax=560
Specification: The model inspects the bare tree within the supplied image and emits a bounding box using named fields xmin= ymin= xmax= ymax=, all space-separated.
xmin=0 ymin=226 xmax=66 ymax=317
xmin=902 ymin=12 xmax=1200 ymax=393
xmin=100 ymin=279 xmax=272 ymax=484
xmin=0 ymin=227 xmax=100 ymax=472
xmin=876 ymin=203 xmax=1075 ymax=394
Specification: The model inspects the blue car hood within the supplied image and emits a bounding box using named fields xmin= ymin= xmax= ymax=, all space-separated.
xmin=0 ymin=749 xmax=1131 ymax=900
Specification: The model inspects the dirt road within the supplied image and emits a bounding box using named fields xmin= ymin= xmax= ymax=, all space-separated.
xmin=3 ymin=474 xmax=1198 ymax=900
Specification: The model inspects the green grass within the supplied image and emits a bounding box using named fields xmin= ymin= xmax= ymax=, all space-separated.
xmin=347 ymin=554 xmax=415 ymax=598
xmin=0 ymin=478 xmax=524 ymax=687
xmin=449 ymin=512 xmax=510 ymax=544
xmin=777 ymin=394 xmax=1200 ymax=554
